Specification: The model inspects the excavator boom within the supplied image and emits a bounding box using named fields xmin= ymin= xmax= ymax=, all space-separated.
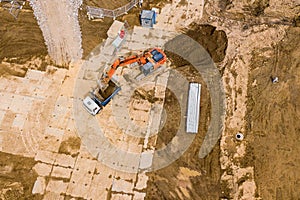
xmin=101 ymin=48 xmax=166 ymax=90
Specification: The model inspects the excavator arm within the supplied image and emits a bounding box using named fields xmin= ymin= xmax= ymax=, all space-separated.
xmin=100 ymin=48 xmax=167 ymax=90
xmin=106 ymin=55 xmax=140 ymax=78
xmin=101 ymin=55 xmax=142 ymax=87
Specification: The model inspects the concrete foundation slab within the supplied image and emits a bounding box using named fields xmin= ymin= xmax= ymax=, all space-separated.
xmin=46 ymin=179 xmax=68 ymax=194
xmin=139 ymin=150 xmax=154 ymax=170
xmin=32 ymin=176 xmax=46 ymax=195
xmin=0 ymin=93 xmax=12 ymax=110
xmin=54 ymin=153 xmax=76 ymax=168
xmin=87 ymin=186 xmax=108 ymax=200
xmin=51 ymin=166 xmax=72 ymax=179
xmin=0 ymin=110 xmax=6 ymax=125
xmin=111 ymin=193 xmax=133 ymax=200
xmin=71 ymin=157 xmax=97 ymax=182
xmin=43 ymin=192 xmax=64 ymax=200
xmin=25 ymin=70 xmax=45 ymax=81
xmin=45 ymin=127 xmax=64 ymax=139
xmin=133 ymin=191 xmax=146 ymax=200
xmin=35 ymin=150 xmax=57 ymax=165
xmin=12 ymin=114 xmax=26 ymax=130
xmin=112 ymin=178 xmax=134 ymax=193
xmin=66 ymin=181 xmax=91 ymax=199
xmin=33 ymin=162 xmax=53 ymax=176
xmin=38 ymin=135 xmax=62 ymax=152
xmin=10 ymin=95 xmax=33 ymax=113
xmin=135 ymin=173 xmax=148 ymax=190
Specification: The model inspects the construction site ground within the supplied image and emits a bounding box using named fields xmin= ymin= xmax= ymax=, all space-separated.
xmin=0 ymin=0 xmax=300 ymax=199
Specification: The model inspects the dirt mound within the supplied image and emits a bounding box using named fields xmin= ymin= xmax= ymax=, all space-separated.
xmin=185 ymin=24 xmax=228 ymax=63
xmin=0 ymin=63 xmax=28 ymax=77
xmin=0 ymin=152 xmax=41 ymax=199
xmin=245 ymin=27 xmax=300 ymax=199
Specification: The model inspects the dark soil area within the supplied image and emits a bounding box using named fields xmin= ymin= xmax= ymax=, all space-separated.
xmin=0 ymin=9 xmax=47 ymax=63
xmin=0 ymin=152 xmax=42 ymax=200
xmin=154 ymin=88 xmax=181 ymax=150
xmin=145 ymin=23 xmax=228 ymax=199
xmin=185 ymin=24 xmax=228 ymax=63
xmin=79 ymin=4 xmax=114 ymax=59
xmin=59 ymin=136 xmax=81 ymax=157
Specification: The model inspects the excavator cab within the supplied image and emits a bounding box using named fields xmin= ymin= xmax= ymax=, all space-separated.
xmin=140 ymin=48 xmax=166 ymax=76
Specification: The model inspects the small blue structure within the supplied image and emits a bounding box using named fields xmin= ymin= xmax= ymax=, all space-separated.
xmin=140 ymin=10 xmax=156 ymax=28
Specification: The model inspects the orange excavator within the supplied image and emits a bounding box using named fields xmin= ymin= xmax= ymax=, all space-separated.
xmin=83 ymin=48 xmax=167 ymax=115
xmin=99 ymin=48 xmax=167 ymax=90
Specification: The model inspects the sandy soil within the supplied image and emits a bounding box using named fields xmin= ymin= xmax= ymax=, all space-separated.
xmin=205 ymin=0 xmax=300 ymax=199
xmin=0 ymin=0 xmax=299 ymax=199
xmin=30 ymin=0 xmax=83 ymax=66
xmin=246 ymin=27 xmax=300 ymax=199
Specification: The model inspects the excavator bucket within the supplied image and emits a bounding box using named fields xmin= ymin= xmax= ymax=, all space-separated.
xmin=97 ymin=78 xmax=109 ymax=91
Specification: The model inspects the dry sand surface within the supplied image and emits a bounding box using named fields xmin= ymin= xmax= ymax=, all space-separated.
xmin=246 ymin=27 xmax=300 ymax=199
xmin=0 ymin=0 xmax=299 ymax=199
xmin=30 ymin=0 xmax=83 ymax=66
xmin=205 ymin=0 xmax=300 ymax=199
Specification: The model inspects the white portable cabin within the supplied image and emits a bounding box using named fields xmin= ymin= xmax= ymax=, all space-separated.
xmin=186 ymin=83 xmax=201 ymax=133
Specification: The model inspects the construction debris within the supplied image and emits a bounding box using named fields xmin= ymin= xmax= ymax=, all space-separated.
xmin=272 ymin=76 xmax=279 ymax=83
xmin=235 ymin=133 xmax=244 ymax=141
xmin=0 ymin=0 xmax=25 ymax=19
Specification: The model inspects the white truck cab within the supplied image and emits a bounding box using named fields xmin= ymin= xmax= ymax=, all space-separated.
xmin=83 ymin=96 xmax=101 ymax=116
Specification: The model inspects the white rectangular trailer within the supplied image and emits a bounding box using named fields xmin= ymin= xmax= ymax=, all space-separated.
xmin=186 ymin=83 xmax=201 ymax=133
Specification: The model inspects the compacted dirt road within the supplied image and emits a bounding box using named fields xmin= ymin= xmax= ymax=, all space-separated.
xmin=30 ymin=0 xmax=83 ymax=66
